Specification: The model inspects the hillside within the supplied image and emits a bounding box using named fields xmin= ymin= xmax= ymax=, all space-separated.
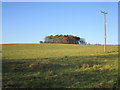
xmin=2 ymin=44 xmax=118 ymax=88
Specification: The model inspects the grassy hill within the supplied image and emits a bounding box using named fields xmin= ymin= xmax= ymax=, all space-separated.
xmin=2 ymin=44 xmax=118 ymax=88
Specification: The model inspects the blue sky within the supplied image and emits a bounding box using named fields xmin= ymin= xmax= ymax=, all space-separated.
xmin=2 ymin=2 xmax=118 ymax=44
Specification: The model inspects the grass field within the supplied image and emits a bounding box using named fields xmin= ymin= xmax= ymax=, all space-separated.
xmin=2 ymin=44 xmax=119 ymax=88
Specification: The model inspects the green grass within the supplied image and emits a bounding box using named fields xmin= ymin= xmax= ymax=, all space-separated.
xmin=2 ymin=44 xmax=118 ymax=88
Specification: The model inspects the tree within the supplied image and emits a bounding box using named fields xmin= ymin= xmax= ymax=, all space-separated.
xmin=40 ymin=41 xmax=43 ymax=43
xmin=44 ymin=35 xmax=86 ymax=44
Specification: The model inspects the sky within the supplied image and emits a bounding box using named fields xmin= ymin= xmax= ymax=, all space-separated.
xmin=2 ymin=2 xmax=118 ymax=44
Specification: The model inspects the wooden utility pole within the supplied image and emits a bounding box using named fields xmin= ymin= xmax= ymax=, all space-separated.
xmin=101 ymin=11 xmax=107 ymax=52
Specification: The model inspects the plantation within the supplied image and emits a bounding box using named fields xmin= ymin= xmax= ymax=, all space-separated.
xmin=2 ymin=44 xmax=118 ymax=88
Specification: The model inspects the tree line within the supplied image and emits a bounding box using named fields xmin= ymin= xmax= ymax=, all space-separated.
xmin=42 ymin=35 xmax=86 ymax=44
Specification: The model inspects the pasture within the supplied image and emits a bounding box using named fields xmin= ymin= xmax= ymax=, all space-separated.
xmin=2 ymin=44 xmax=118 ymax=88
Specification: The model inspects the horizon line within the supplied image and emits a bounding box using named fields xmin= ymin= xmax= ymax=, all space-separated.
xmin=0 ymin=42 xmax=119 ymax=45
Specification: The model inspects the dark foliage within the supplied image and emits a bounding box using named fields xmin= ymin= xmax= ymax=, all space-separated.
xmin=44 ymin=35 xmax=86 ymax=44
xmin=39 ymin=41 xmax=43 ymax=43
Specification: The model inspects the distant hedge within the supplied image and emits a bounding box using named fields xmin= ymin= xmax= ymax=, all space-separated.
xmin=44 ymin=35 xmax=86 ymax=44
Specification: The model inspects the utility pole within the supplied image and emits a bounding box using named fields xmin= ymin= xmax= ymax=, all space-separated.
xmin=101 ymin=11 xmax=107 ymax=52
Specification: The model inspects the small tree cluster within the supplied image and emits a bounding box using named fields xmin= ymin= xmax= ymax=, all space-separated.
xmin=44 ymin=35 xmax=85 ymax=44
